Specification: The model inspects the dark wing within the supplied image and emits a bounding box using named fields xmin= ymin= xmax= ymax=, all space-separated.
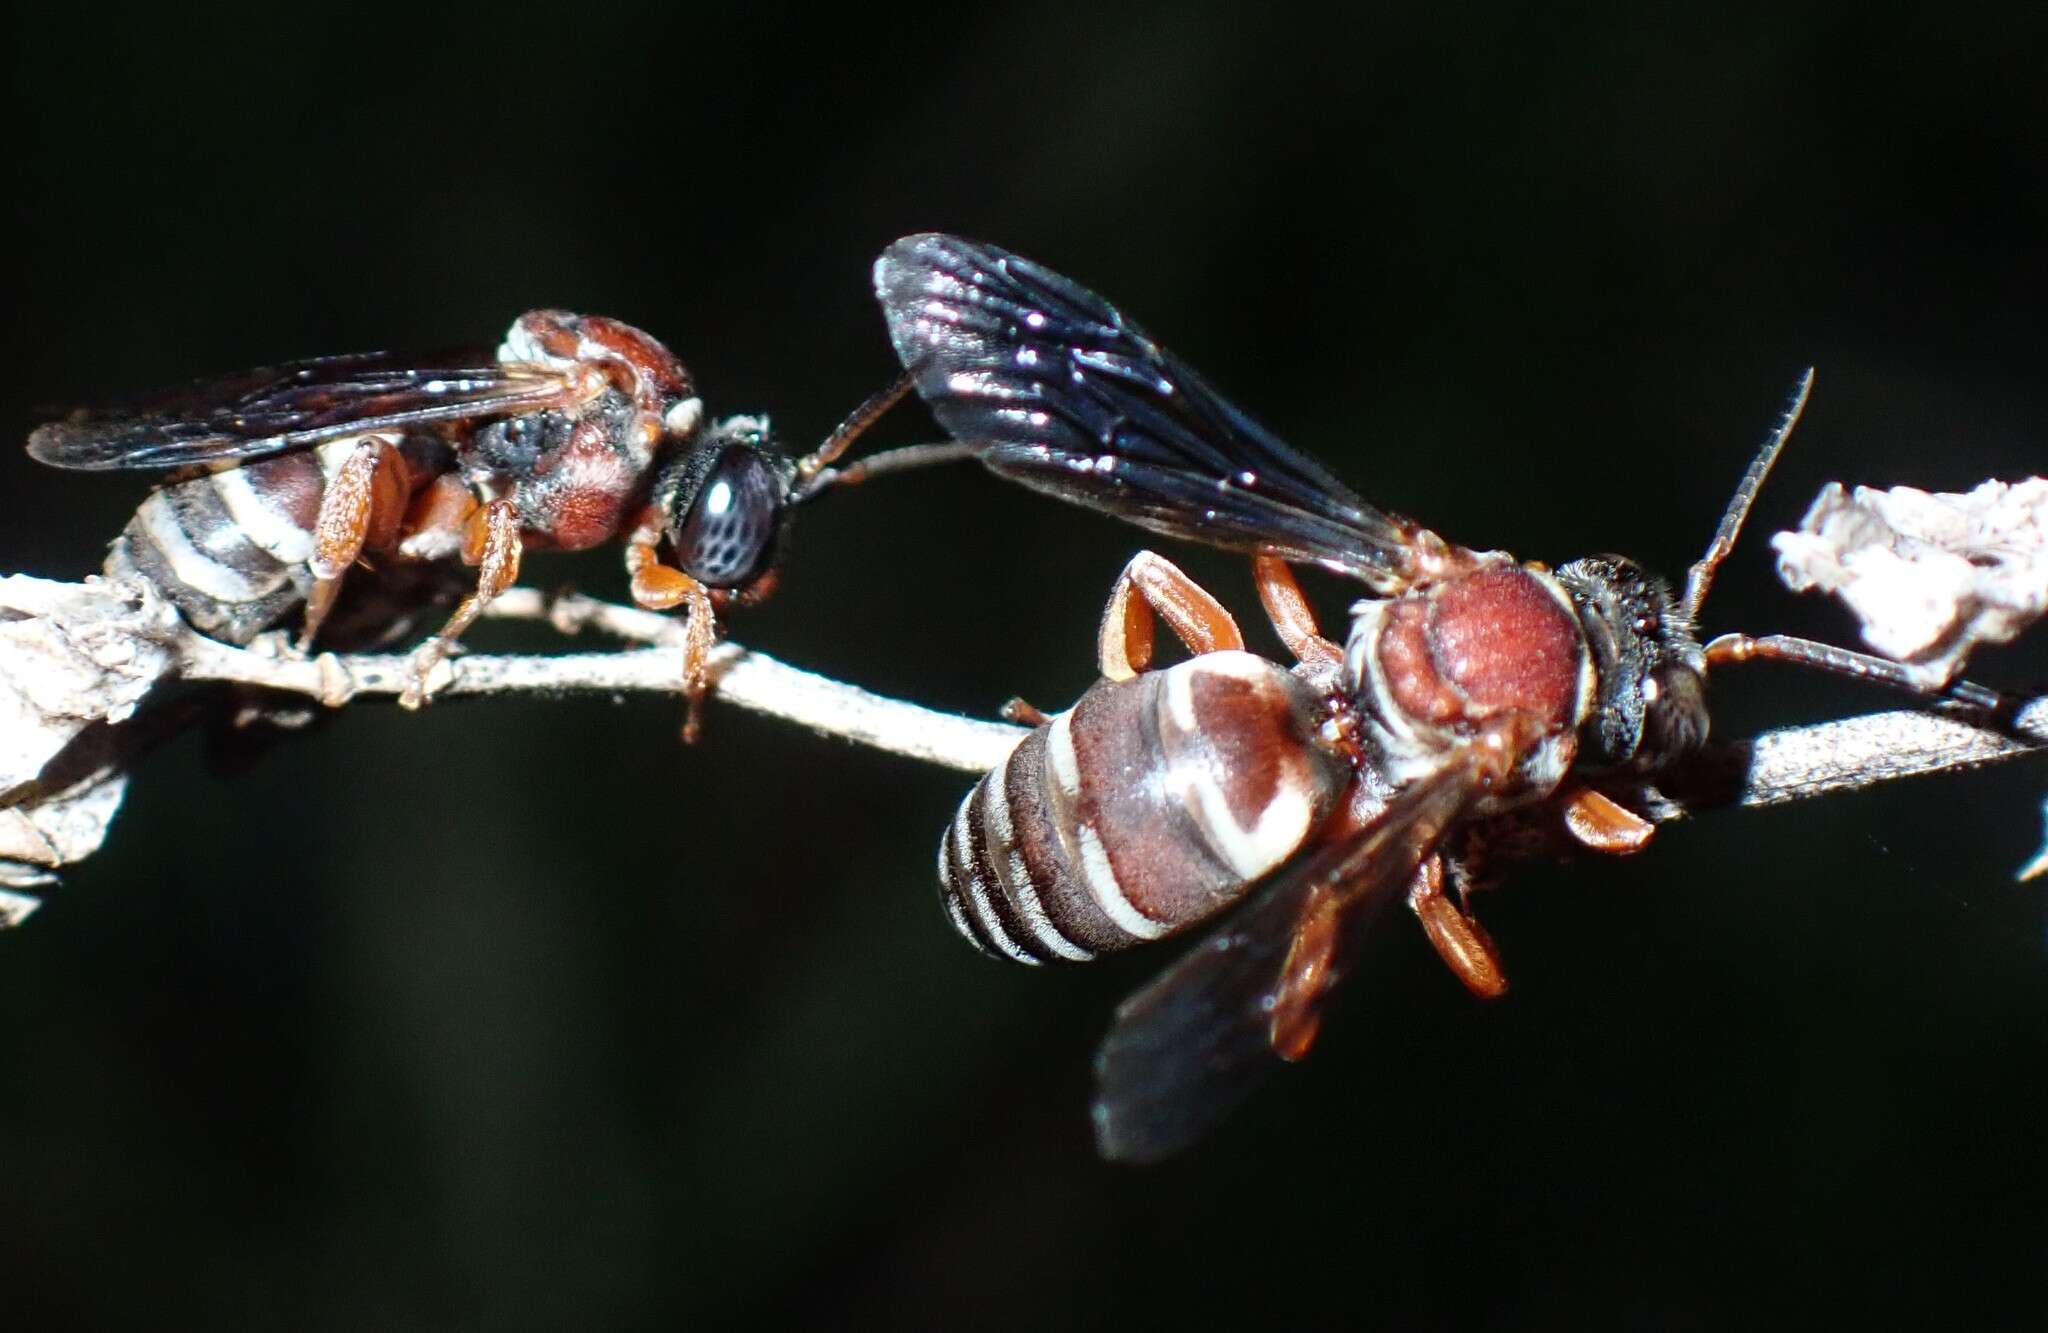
xmin=28 ymin=350 xmax=578 ymax=472
xmin=1091 ymin=756 xmax=1482 ymax=1164
xmin=874 ymin=233 xmax=1452 ymax=592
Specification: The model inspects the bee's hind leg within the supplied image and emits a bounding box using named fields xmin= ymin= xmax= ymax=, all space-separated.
xmin=297 ymin=437 xmax=410 ymax=654
xmin=399 ymin=498 xmax=521 ymax=709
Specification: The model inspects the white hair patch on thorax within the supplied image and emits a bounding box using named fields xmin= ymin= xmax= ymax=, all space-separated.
xmin=664 ymin=396 xmax=704 ymax=438
xmin=498 ymin=316 xmax=575 ymax=372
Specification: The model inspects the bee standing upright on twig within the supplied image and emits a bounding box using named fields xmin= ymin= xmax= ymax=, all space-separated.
xmin=876 ymin=234 xmax=2004 ymax=1161
xmin=28 ymin=310 xmax=906 ymax=738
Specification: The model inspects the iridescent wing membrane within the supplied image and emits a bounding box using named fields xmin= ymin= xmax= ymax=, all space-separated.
xmin=873 ymin=233 xmax=1450 ymax=592
xmin=1093 ymin=751 xmax=1485 ymax=1163
xmin=29 ymin=350 xmax=576 ymax=471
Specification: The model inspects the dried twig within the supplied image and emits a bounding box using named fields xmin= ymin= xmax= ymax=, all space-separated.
xmin=162 ymin=585 xmax=2048 ymax=811
xmin=3 ymin=572 xmax=2046 ymax=923
xmin=1636 ymin=697 xmax=2048 ymax=818
xmin=0 ymin=575 xmax=1024 ymax=915
xmin=179 ymin=586 xmax=1027 ymax=773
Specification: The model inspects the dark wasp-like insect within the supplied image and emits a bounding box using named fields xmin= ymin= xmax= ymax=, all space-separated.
xmin=871 ymin=234 xmax=2001 ymax=1161
xmin=28 ymin=310 xmax=902 ymax=738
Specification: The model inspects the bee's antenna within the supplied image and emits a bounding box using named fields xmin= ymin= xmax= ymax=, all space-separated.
xmin=801 ymin=440 xmax=982 ymax=495
xmin=1682 ymin=368 xmax=1815 ymax=623
xmin=1695 ymin=368 xmax=2016 ymax=716
xmin=790 ymin=373 xmax=915 ymax=501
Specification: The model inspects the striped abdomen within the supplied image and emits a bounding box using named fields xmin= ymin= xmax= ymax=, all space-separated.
xmin=939 ymin=650 xmax=1353 ymax=965
xmin=108 ymin=439 xmax=382 ymax=643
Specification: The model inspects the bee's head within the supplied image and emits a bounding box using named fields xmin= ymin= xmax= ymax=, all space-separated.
xmin=1555 ymin=554 xmax=1709 ymax=771
xmin=653 ymin=415 xmax=794 ymax=590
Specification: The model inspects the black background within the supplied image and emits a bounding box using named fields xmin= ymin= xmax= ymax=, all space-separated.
xmin=6 ymin=3 xmax=2048 ymax=1328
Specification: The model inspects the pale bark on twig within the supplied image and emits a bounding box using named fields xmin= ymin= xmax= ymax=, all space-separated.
xmin=183 ymin=587 xmax=1027 ymax=774
xmin=0 ymin=576 xmax=1024 ymax=912
xmin=2 ymin=574 xmax=2045 ymax=922
xmin=161 ymin=584 xmax=2048 ymax=810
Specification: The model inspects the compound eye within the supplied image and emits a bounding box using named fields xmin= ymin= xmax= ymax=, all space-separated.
xmin=670 ymin=447 xmax=783 ymax=588
xmin=1639 ymin=664 xmax=1709 ymax=763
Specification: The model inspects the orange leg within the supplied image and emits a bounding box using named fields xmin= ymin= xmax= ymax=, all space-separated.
xmin=1408 ymin=854 xmax=1509 ymax=999
xmin=1560 ymin=786 xmax=1656 ymax=854
xmin=1001 ymin=698 xmax=1052 ymax=726
xmin=1268 ymin=879 xmax=1349 ymax=1062
xmin=1095 ymin=550 xmax=1246 ymax=681
xmin=393 ymin=474 xmax=480 ymax=562
xmin=625 ymin=519 xmax=717 ymax=743
xmin=1252 ymin=554 xmax=1344 ymax=672
xmin=675 ymin=582 xmax=718 ymax=744
xmin=399 ymin=498 xmax=522 ymax=709
xmin=298 ymin=438 xmax=408 ymax=653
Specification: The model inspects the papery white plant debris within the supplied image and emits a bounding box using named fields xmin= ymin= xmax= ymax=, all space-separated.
xmin=1772 ymin=478 xmax=2048 ymax=688
xmin=0 ymin=575 xmax=179 ymax=786
xmin=0 ymin=573 xmax=184 ymax=910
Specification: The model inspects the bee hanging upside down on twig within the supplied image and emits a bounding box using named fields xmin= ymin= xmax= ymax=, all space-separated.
xmin=875 ymin=234 xmax=2012 ymax=1160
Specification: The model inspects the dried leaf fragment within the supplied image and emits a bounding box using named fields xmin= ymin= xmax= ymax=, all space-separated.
xmin=0 ymin=574 xmax=181 ymax=898
xmin=1771 ymin=478 xmax=2048 ymax=688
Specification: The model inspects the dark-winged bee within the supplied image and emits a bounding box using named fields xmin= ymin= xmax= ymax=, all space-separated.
xmin=28 ymin=310 xmax=901 ymax=738
xmin=878 ymin=234 xmax=1997 ymax=1161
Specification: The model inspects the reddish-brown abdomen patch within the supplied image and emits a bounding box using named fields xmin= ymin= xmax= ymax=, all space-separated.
xmin=1168 ymin=657 xmax=1340 ymax=836
xmin=1065 ymin=680 xmax=1240 ymax=925
xmin=241 ymin=452 xmax=324 ymax=529
xmin=1178 ymin=665 xmax=1287 ymax=825
xmin=1426 ymin=568 xmax=1582 ymax=727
